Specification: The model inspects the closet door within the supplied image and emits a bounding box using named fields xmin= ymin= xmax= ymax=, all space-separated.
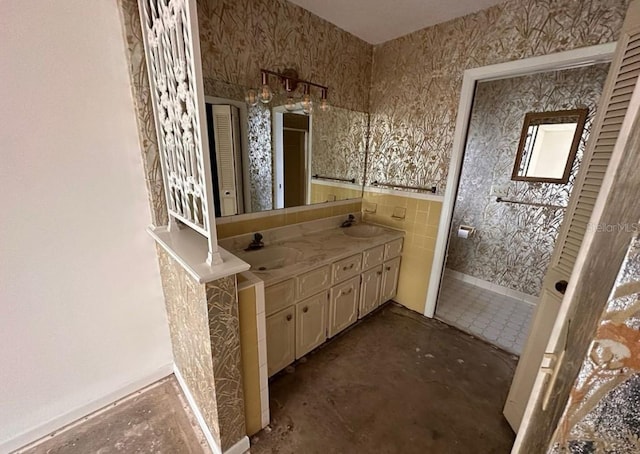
xmin=504 ymin=0 xmax=640 ymax=434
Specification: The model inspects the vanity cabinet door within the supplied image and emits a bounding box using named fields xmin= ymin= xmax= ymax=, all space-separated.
xmin=380 ymin=257 xmax=401 ymax=305
xmin=359 ymin=266 xmax=382 ymax=319
xmin=266 ymin=306 xmax=295 ymax=377
xmin=328 ymin=276 xmax=360 ymax=338
xmin=295 ymin=291 xmax=329 ymax=359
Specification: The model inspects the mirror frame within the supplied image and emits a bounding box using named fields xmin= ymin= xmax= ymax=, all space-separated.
xmin=511 ymin=108 xmax=588 ymax=184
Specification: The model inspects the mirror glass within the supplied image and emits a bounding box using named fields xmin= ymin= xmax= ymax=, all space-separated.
xmin=512 ymin=109 xmax=588 ymax=184
xmin=203 ymin=85 xmax=367 ymax=218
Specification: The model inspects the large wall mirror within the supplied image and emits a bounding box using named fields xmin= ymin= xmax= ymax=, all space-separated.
xmin=512 ymin=108 xmax=588 ymax=184
xmin=202 ymin=82 xmax=367 ymax=219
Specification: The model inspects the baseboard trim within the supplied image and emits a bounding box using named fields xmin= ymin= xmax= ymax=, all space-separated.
xmin=224 ymin=435 xmax=250 ymax=454
xmin=4 ymin=363 xmax=174 ymax=454
xmin=445 ymin=268 xmax=538 ymax=306
xmin=173 ymin=365 xmax=222 ymax=454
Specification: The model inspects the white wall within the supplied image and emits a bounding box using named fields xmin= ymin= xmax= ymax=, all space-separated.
xmin=0 ymin=1 xmax=173 ymax=451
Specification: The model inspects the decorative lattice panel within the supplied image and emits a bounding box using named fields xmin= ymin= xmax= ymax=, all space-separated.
xmin=141 ymin=0 xmax=211 ymax=237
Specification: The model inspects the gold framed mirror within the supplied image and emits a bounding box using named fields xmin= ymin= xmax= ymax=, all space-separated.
xmin=512 ymin=108 xmax=588 ymax=184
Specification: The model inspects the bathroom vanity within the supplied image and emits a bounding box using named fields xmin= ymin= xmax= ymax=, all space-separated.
xmin=221 ymin=216 xmax=404 ymax=377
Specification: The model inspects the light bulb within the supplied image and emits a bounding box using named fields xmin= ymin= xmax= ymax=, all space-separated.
xmin=319 ymin=88 xmax=330 ymax=112
xmin=258 ymin=84 xmax=273 ymax=104
xmin=245 ymin=89 xmax=258 ymax=106
xmin=285 ymin=96 xmax=297 ymax=111
xmin=302 ymin=93 xmax=313 ymax=115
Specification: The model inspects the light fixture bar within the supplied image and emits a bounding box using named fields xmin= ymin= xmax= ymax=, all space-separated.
xmin=260 ymin=69 xmax=329 ymax=92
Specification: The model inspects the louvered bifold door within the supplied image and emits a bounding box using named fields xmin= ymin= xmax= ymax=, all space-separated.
xmin=556 ymin=31 xmax=640 ymax=275
xmin=503 ymin=0 xmax=640 ymax=432
xmin=212 ymin=105 xmax=238 ymax=216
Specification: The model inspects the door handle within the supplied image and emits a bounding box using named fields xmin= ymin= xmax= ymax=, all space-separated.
xmin=555 ymin=280 xmax=568 ymax=294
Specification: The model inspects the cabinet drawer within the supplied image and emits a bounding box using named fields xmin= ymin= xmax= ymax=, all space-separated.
xmin=296 ymin=265 xmax=330 ymax=300
xmin=384 ymin=238 xmax=404 ymax=260
xmin=328 ymin=276 xmax=360 ymax=338
xmin=265 ymin=279 xmax=295 ymax=316
xmin=362 ymin=245 xmax=385 ymax=270
xmin=331 ymin=253 xmax=362 ymax=284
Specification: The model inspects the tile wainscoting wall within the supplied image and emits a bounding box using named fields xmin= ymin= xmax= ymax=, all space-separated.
xmin=237 ymin=278 xmax=268 ymax=436
xmin=216 ymin=200 xmax=362 ymax=239
xmin=362 ymin=190 xmax=442 ymax=314
xmin=310 ymin=181 xmax=363 ymax=204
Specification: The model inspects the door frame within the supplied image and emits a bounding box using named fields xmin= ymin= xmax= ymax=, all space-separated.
xmin=271 ymin=105 xmax=313 ymax=209
xmin=423 ymin=42 xmax=617 ymax=318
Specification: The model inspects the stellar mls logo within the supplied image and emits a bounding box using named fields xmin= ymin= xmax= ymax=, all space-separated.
xmin=586 ymin=222 xmax=640 ymax=233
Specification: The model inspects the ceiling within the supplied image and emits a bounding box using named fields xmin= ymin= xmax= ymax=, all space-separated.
xmin=287 ymin=0 xmax=506 ymax=45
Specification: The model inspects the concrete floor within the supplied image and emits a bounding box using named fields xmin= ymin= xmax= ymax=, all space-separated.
xmin=18 ymin=377 xmax=210 ymax=454
xmin=252 ymin=303 xmax=517 ymax=454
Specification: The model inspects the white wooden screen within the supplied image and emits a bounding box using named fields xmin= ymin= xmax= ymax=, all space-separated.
xmin=138 ymin=0 xmax=221 ymax=265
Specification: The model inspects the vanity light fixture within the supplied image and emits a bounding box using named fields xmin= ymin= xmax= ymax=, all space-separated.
xmin=247 ymin=68 xmax=330 ymax=114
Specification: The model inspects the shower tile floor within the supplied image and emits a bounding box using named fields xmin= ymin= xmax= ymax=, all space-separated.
xmin=435 ymin=276 xmax=535 ymax=355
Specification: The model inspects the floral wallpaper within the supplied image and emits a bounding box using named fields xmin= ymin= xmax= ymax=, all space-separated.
xmin=196 ymin=0 xmax=372 ymax=113
xmin=311 ymin=107 xmax=368 ymax=186
xmin=549 ymin=233 xmax=640 ymax=453
xmin=367 ymin=0 xmax=630 ymax=192
xmin=197 ymin=0 xmax=373 ymax=214
xmin=156 ymin=247 xmax=222 ymax=445
xmin=447 ymin=64 xmax=609 ymax=297
xmin=205 ymin=276 xmax=246 ymax=451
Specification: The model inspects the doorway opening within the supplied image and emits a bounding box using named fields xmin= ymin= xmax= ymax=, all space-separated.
xmin=272 ymin=107 xmax=312 ymax=209
xmin=434 ymin=64 xmax=609 ymax=355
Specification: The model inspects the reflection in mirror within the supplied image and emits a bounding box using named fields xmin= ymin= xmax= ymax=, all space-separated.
xmin=512 ymin=109 xmax=588 ymax=184
xmin=203 ymin=80 xmax=367 ymax=218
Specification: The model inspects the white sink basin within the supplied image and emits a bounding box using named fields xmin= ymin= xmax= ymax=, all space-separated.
xmin=238 ymin=246 xmax=302 ymax=272
xmin=342 ymin=224 xmax=385 ymax=238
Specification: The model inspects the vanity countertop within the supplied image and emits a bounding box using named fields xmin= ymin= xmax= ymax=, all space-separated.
xmin=221 ymin=219 xmax=404 ymax=287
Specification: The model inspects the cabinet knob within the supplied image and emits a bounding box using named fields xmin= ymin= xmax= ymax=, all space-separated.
xmin=377 ymin=271 xmax=382 ymax=275
xmin=286 ymin=314 xmax=292 ymax=321
xmin=303 ymin=306 xmax=309 ymax=313
xmin=343 ymin=263 xmax=354 ymax=271
xmin=386 ymin=266 xmax=391 ymax=271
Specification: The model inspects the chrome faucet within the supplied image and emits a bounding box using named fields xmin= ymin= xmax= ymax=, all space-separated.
xmin=340 ymin=214 xmax=356 ymax=228
xmin=246 ymin=232 xmax=264 ymax=251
